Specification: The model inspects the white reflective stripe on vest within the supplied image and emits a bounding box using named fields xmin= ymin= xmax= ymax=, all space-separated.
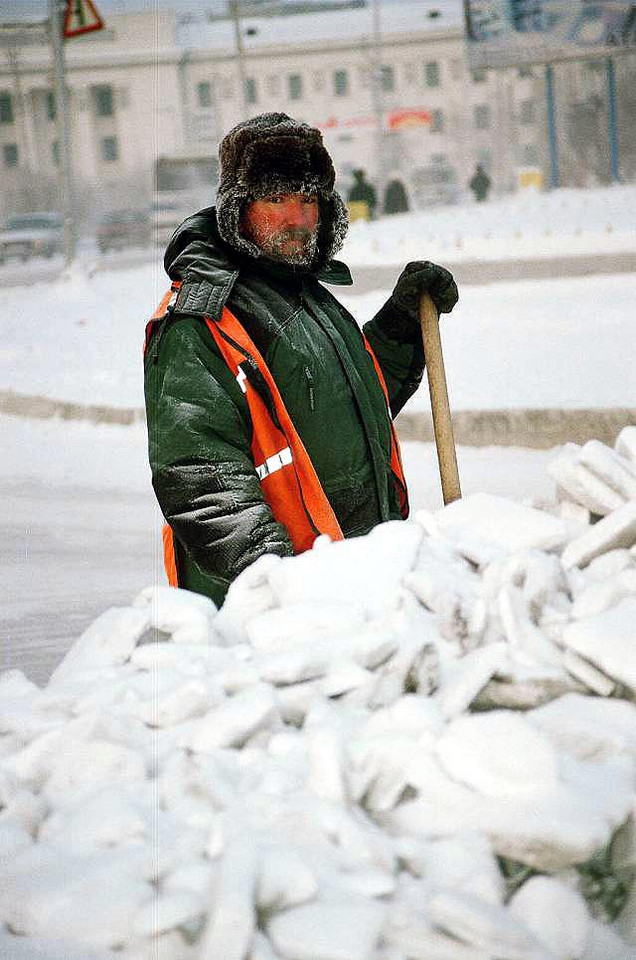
xmin=255 ymin=446 xmax=293 ymax=481
xmin=236 ymin=367 xmax=248 ymax=394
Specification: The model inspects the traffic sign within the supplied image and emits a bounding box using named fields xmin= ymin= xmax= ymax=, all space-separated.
xmin=63 ymin=0 xmax=104 ymax=39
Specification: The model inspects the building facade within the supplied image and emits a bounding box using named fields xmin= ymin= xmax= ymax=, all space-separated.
xmin=0 ymin=2 xmax=633 ymax=224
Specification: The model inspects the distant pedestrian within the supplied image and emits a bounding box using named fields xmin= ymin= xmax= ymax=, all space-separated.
xmin=383 ymin=178 xmax=410 ymax=215
xmin=347 ymin=168 xmax=377 ymax=222
xmin=469 ymin=163 xmax=492 ymax=203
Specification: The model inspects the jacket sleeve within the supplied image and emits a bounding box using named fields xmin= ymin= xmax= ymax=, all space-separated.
xmin=144 ymin=316 xmax=294 ymax=587
xmin=362 ymin=298 xmax=425 ymax=419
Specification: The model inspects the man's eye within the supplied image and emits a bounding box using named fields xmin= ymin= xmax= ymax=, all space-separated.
xmin=303 ymin=196 xmax=318 ymax=204
xmin=267 ymin=196 xmax=283 ymax=204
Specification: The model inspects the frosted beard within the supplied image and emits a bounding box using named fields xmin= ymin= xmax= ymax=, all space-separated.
xmin=247 ymin=224 xmax=318 ymax=266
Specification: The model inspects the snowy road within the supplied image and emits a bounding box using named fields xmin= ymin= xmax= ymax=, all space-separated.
xmin=1 ymin=479 xmax=161 ymax=686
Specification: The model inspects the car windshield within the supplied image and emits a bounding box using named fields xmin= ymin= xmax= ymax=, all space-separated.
xmin=6 ymin=215 xmax=62 ymax=231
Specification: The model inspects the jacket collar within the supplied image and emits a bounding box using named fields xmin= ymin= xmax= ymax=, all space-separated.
xmin=316 ymin=259 xmax=353 ymax=286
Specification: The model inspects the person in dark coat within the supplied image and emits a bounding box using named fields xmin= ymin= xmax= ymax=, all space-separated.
xmin=144 ymin=113 xmax=458 ymax=607
xmin=469 ymin=163 xmax=492 ymax=202
xmin=383 ymin=178 xmax=410 ymax=215
xmin=347 ymin=168 xmax=377 ymax=221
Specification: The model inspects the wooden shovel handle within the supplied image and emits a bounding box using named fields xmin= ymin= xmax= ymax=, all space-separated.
xmin=419 ymin=292 xmax=462 ymax=505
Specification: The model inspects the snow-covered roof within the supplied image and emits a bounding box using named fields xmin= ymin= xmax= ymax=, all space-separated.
xmin=175 ymin=1 xmax=464 ymax=52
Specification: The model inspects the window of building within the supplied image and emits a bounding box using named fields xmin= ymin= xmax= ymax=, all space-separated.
xmin=100 ymin=135 xmax=119 ymax=162
xmin=288 ymin=73 xmax=303 ymax=100
xmin=471 ymin=68 xmax=487 ymax=83
xmin=430 ymin=108 xmax=444 ymax=133
xmin=197 ymin=82 xmax=213 ymax=108
xmin=519 ymin=99 xmax=535 ymax=124
xmin=3 ymin=143 xmax=18 ymax=167
xmin=245 ymin=77 xmax=257 ymax=104
xmin=333 ymin=69 xmax=348 ymax=97
xmin=92 ymin=84 xmax=114 ymax=118
xmin=51 ymin=140 xmax=60 ymax=165
xmin=424 ymin=61 xmax=440 ymax=87
xmin=267 ymin=75 xmax=282 ymax=96
xmin=451 ymin=58 xmax=463 ymax=80
xmin=430 ymin=153 xmax=448 ymax=166
xmin=518 ymin=66 xmax=534 ymax=78
xmin=380 ymin=65 xmax=395 ymax=92
xmin=0 ymin=92 xmax=14 ymax=124
xmin=474 ymin=103 xmax=491 ymax=129
xmin=46 ymin=91 xmax=57 ymax=121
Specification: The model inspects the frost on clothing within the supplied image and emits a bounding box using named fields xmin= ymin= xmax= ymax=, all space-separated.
xmin=2 ymin=429 xmax=636 ymax=959
xmin=144 ymin=207 xmax=424 ymax=606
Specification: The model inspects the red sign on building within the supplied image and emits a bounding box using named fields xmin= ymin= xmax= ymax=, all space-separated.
xmin=388 ymin=109 xmax=431 ymax=131
xmin=63 ymin=0 xmax=104 ymax=39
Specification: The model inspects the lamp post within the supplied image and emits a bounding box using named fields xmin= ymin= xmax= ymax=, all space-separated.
xmin=229 ymin=0 xmax=248 ymax=123
xmin=370 ymin=0 xmax=385 ymax=197
xmin=48 ymin=0 xmax=75 ymax=265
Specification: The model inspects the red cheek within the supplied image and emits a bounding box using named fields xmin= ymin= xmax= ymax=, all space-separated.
xmin=265 ymin=208 xmax=288 ymax=230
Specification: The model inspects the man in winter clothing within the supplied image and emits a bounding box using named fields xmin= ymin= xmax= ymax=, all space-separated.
xmin=144 ymin=113 xmax=458 ymax=607
xmin=469 ymin=163 xmax=492 ymax=203
xmin=383 ymin=178 xmax=410 ymax=215
xmin=347 ymin=168 xmax=377 ymax=221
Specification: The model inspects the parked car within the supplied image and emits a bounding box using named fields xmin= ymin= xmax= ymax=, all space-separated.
xmin=0 ymin=211 xmax=64 ymax=263
xmin=96 ymin=209 xmax=151 ymax=253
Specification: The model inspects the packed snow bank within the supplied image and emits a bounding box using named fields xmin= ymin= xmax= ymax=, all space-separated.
xmin=2 ymin=430 xmax=636 ymax=960
xmin=341 ymin=183 xmax=636 ymax=267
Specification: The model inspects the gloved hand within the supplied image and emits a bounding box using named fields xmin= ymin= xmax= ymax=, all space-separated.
xmin=391 ymin=260 xmax=458 ymax=318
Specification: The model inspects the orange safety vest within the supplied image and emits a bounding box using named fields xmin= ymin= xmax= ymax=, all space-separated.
xmin=146 ymin=282 xmax=409 ymax=587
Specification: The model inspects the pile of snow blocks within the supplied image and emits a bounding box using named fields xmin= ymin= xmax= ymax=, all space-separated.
xmin=2 ymin=429 xmax=636 ymax=960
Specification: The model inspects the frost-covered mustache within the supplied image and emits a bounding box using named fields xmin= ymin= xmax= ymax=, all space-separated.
xmin=267 ymin=226 xmax=318 ymax=264
xmin=270 ymin=226 xmax=315 ymax=243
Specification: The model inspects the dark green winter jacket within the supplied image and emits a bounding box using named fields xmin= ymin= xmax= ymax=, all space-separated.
xmin=144 ymin=207 xmax=424 ymax=607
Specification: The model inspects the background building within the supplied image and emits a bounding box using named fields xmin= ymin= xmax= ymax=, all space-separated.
xmin=0 ymin=0 xmax=634 ymax=226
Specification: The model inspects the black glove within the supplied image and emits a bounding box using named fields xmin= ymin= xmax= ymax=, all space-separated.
xmin=391 ymin=260 xmax=458 ymax=318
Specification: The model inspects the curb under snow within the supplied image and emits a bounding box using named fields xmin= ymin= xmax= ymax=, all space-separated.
xmin=1 ymin=389 xmax=635 ymax=449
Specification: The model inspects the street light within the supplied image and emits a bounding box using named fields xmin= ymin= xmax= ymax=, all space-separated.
xmin=48 ymin=0 xmax=75 ymax=266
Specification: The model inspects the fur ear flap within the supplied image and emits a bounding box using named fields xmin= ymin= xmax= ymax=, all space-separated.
xmin=216 ymin=112 xmax=347 ymax=268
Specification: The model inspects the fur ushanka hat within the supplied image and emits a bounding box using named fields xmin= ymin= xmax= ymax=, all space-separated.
xmin=215 ymin=112 xmax=349 ymax=267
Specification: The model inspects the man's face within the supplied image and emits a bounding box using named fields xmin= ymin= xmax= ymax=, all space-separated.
xmin=240 ymin=193 xmax=319 ymax=265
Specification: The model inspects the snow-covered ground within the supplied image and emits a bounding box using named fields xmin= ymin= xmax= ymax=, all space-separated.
xmin=2 ymin=262 xmax=636 ymax=413
xmin=2 ymin=414 xmax=560 ymax=505
xmin=342 ymin=183 xmax=636 ymax=266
